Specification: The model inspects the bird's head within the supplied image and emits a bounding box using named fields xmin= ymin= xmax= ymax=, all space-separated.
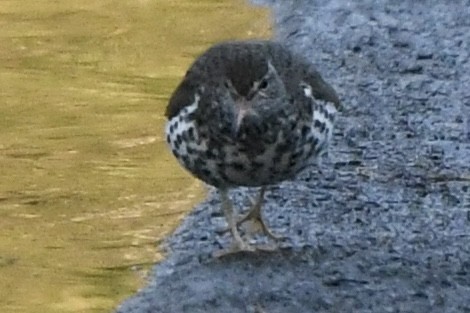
xmin=224 ymin=60 xmax=286 ymax=138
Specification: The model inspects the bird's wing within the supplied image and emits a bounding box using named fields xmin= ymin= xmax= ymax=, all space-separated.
xmin=300 ymin=64 xmax=342 ymax=110
xmin=165 ymin=72 xmax=200 ymax=120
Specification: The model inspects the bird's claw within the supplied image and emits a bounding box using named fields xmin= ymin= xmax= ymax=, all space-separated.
xmin=212 ymin=240 xmax=256 ymax=258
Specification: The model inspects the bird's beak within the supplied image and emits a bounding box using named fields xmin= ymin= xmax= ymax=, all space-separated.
xmin=231 ymin=106 xmax=248 ymax=139
xmin=230 ymin=100 xmax=257 ymax=139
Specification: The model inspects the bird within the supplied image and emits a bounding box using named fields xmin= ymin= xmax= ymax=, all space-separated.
xmin=165 ymin=40 xmax=341 ymax=255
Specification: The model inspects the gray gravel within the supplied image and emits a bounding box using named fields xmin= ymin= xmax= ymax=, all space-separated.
xmin=115 ymin=1 xmax=470 ymax=312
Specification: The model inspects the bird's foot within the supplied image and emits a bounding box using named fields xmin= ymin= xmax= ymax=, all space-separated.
xmin=212 ymin=238 xmax=256 ymax=258
xmin=213 ymin=239 xmax=278 ymax=258
xmin=215 ymin=187 xmax=282 ymax=258
xmin=218 ymin=210 xmax=283 ymax=240
xmin=218 ymin=208 xmax=285 ymax=242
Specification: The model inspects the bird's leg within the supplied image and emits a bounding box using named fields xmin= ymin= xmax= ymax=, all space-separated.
xmin=236 ymin=186 xmax=282 ymax=240
xmin=221 ymin=189 xmax=245 ymax=247
xmin=214 ymin=189 xmax=255 ymax=257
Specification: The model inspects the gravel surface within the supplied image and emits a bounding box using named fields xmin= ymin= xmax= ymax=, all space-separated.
xmin=115 ymin=1 xmax=470 ymax=312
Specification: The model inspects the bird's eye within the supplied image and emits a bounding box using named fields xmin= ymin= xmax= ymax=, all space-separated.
xmin=258 ymin=80 xmax=268 ymax=90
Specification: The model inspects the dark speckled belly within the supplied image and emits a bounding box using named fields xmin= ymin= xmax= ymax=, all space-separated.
xmin=165 ymin=99 xmax=336 ymax=188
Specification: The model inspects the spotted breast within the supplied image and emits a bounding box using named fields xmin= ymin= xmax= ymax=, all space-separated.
xmin=165 ymin=40 xmax=340 ymax=189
